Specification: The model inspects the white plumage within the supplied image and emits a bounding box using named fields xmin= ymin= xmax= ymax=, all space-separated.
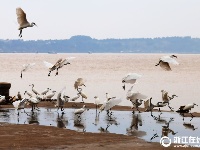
xmin=122 ymin=73 xmax=142 ymax=90
xmin=100 ymin=97 xmax=122 ymax=112
xmin=156 ymin=55 xmax=179 ymax=71
xmin=12 ymin=98 xmax=27 ymax=109
xmin=43 ymin=91 xmax=56 ymax=100
xmin=41 ymin=88 xmax=51 ymax=95
xmin=20 ymin=63 xmax=35 ymax=78
xmin=16 ymin=7 xmax=37 ymax=38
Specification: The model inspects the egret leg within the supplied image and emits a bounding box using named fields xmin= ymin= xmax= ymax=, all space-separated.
xmin=155 ymin=60 xmax=161 ymax=66
xmin=81 ymin=97 xmax=84 ymax=103
xmin=150 ymin=133 xmax=159 ymax=141
xmin=20 ymin=72 xmax=22 ymax=78
xmin=19 ymin=30 xmax=22 ymax=38
xmin=190 ymin=113 xmax=194 ymax=121
xmin=55 ymin=68 xmax=59 ymax=76
xmin=48 ymin=71 xmax=51 ymax=76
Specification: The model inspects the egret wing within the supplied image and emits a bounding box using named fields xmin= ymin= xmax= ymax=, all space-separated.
xmin=160 ymin=61 xmax=171 ymax=71
xmin=104 ymin=98 xmax=122 ymax=111
xmin=43 ymin=61 xmax=54 ymax=69
xmin=16 ymin=7 xmax=29 ymax=26
xmin=161 ymin=56 xmax=179 ymax=65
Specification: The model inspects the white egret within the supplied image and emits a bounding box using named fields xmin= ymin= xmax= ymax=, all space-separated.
xmin=77 ymin=88 xmax=87 ymax=103
xmin=16 ymin=7 xmax=37 ymax=38
xmin=43 ymin=57 xmax=75 ymax=76
xmin=55 ymin=87 xmax=70 ymax=111
xmin=41 ymin=88 xmax=51 ymax=95
xmin=43 ymin=90 xmax=56 ymax=101
xmin=155 ymin=55 xmax=179 ymax=71
xmin=20 ymin=63 xmax=35 ymax=78
xmin=122 ymin=73 xmax=142 ymax=90
xmin=29 ymin=84 xmax=40 ymax=95
xmin=12 ymin=98 xmax=27 ymax=109
xmin=27 ymin=96 xmax=42 ymax=112
xmin=94 ymin=96 xmax=101 ymax=114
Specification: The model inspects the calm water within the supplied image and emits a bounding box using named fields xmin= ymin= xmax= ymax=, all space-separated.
xmin=0 ymin=107 xmax=199 ymax=146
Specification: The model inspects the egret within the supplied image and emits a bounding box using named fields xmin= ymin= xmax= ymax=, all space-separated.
xmin=43 ymin=57 xmax=75 ymax=76
xmin=94 ymin=96 xmax=101 ymax=114
xmin=16 ymin=7 xmax=37 ymax=38
xmin=122 ymin=73 xmax=142 ymax=90
xmin=176 ymin=103 xmax=198 ymax=121
xmin=70 ymin=93 xmax=81 ymax=107
xmin=27 ymin=96 xmax=42 ymax=112
xmin=155 ymin=55 xmax=179 ymax=71
xmin=29 ymin=84 xmax=40 ymax=95
xmin=12 ymin=98 xmax=27 ymax=109
xmin=41 ymin=88 xmax=51 ymax=95
xmin=43 ymin=90 xmax=56 ymax=101
xmin=55 ymin=87 xmax=70 ymax=111
xmin=20 ymin=63 xmax=35 ymax=78
xmin=99 ymin=97 xmax=122 ymax=119
xmin=126 ymin=86 xmax=147 ymax=113
xmin=74 ymin=78 xmax=86 ymax=90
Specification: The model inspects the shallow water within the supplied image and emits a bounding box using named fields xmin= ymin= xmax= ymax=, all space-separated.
xmin=0 ymin=107 xmax=199 ymax=146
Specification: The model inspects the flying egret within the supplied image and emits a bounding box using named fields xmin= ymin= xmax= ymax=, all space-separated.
xmin=41 ymin=88 xmax=51 ymax=95
xmin=20 ymin=63 xmax=35 ymax=78
xmin=29 ymin=84 xmax=40 ymax=95
xmin=43 ymin=57 xmax=75 ymax=76
xmin=74 ymin=78 xmax=86 ymax=90
xmin=176 ymin=103 xmax=198 ymax=121
xmin=16 ymin=7 xmax=37 ymax=38
xmin=55 ymin=87 xmax=70 ymax=111
xmin=155 ymin=55 xmax=179 ymax=71
xmin=122 ymin=73 xmax=142 ymax=90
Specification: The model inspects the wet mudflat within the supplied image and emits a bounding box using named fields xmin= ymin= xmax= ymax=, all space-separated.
xmin=0 ymin=107 xmax=199 ymax=147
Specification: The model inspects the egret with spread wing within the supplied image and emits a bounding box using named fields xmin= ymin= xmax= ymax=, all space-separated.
xmin=20 ymin=63 xmax=35 ymax=78
xmin=16 ymin=7 xmax=37 ymax=38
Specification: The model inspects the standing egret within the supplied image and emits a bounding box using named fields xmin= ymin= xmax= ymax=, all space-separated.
xmin=94 ymin=96 xmax=101 ymax=114
xmin=55 ymin=87 xmax=70 ymax=111
xmin=41 ymin=88 xmax=51 ymax=95
xmin=20 ymin=63 xmax=35 ymax=78
xmin=12 ymin=98 xmax=27 ymax=109
xmin=176 ymin=103 xmax=198 ymax=121
xmin=27 ymin=96 xmax=42 ymax=112
xmin=29 ymin=84 xmax=40 ymax=95
xmin=155 ymin=55 xmax=179 ymax=71
xmin=16 ymin=7 xmax=37 ymax=38
xmin=43 ymin=90 xmax=56 ymax=101
xmin=99 ymin=97 xmax=122 ymax=119
xmin=122 ymin=73 xmax=142 ymax=90
xmin=70 ymin=93 xmax=81 ymax=107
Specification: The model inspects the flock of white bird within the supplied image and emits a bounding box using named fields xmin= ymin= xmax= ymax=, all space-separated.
xmin=0 ymin=7 xmax=198 ymax=126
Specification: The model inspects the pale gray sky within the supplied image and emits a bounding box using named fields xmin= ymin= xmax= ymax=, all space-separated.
xmin=0 ymin=0 xmax=200 ymax=40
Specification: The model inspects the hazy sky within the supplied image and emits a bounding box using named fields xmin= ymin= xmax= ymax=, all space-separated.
xmin=0 ymin=0 xmax=200 ymax=40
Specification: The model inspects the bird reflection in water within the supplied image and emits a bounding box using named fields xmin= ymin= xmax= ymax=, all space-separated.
xmin=126 ymin=114 xmax=145 ymax=136
xmin=57 ymin=112 xmax=67 ymax=128
xmin=150 ymin=117 xmax=177 ymax=141
xmin=183 ymin=123 xmax=198 ymax=131
xmin=74 ymin=119 xmax=86 ymax=132
xmin=27 ymin=111 xmax=39 ymax=125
